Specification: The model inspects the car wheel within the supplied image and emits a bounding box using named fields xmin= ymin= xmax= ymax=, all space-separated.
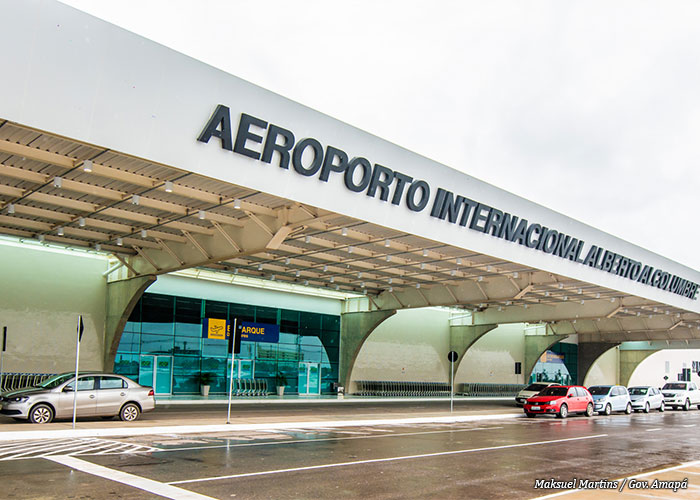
xmin=643 ymin=402 xmax=650 ymax=413
xmin=659 ymin=402 xmax=665 ymax=412
xmin=119 ymin=402 xmax=141 ymax=422
xmin=684 ymin=399 xmax=691 ymax=411
xmin=603 ymin=403 xmax=612 ymax=416
xmin=557 ymin=403 xmax=568 ymax=419
xmin=29 ymin=403 xmax=54 ymax=424
xmin=585 ymin=403 xmax=594 ymax=417
xmin=525 ymin=412 xmax=536 ymax=418
xmin=625 ymin=403 xmax=632 ymax=415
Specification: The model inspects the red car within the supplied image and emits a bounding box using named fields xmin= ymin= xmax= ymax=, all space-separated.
xmin=523 ymin=385 xmax=594 ymax=418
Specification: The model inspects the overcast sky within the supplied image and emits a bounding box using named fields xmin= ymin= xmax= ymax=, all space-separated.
xmin=62 ymin=1 xmax=700 ymax=270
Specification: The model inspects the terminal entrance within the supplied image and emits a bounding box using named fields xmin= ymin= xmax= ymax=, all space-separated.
xmin=138 ymin=355 xmax=173 ymax=395
xmin=298 ymin=362 xmax=321 ymax=395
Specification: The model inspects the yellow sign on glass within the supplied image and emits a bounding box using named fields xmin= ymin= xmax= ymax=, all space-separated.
xmin=203 ymin=318 xmax=229 ymax=340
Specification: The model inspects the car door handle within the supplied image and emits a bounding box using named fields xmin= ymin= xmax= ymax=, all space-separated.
xmin=120 ymin=392 xmax=126 ymax=396
xmin=89 ymin=395 xmax=95 ymax=399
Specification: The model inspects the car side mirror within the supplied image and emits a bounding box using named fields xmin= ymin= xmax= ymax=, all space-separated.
xmin=568 ymin=394 xmax=573 ymax=398
xmin=63 ymin=386 xmax=74 ymax=392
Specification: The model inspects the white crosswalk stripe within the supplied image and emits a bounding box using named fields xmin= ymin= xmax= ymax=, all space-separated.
xmin=0 ymin=438 xmax=160 ymax=461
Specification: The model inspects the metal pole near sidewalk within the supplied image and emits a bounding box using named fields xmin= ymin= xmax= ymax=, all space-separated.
xmin=0 ymin=326 xmax=6 ymax=393
xmin=72 ymin=315 xmax=84 ymax=429
xmin=227 ymin=318 xmax=238 ymax=424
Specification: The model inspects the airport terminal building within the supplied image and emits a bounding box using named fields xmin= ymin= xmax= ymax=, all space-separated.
xmin=2 ymin=1 xmax=700 ymax=398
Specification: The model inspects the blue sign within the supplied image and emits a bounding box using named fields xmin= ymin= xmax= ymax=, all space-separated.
xmin=237 ymin=321 xmax=279 ymax=344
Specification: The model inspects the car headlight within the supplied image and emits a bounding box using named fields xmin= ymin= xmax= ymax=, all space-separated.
xmin=7 ymin=396 xmax=28 ymax=403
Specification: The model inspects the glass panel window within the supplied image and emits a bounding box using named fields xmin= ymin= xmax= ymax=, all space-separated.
xmin=114 ymin=354 xmax=139 ymax=377
xmin=300 ymin=345 xmax=322 ymax=362
xmin=141 ymin=294 xmax=174 ymax=334
xmin=174 ymin=336 xmax=201 ymax=356
xmin=117 ymin=332 xmax=141 ymax=354
xmin=140 ymin=333 xmax=174 ymax=354
xmin=173 ymin=356 xmax=200 ymax=394
xmin=256 ymin=306 xmax=278 ymax=325
xmin=201 ymin=338 xmax=228 ymax=357
xmin=230 ymin=303 xmax=255 ymax=323
xmin=279 ymin=332 xmax=298 ymax=345
xmin=256 ymin=343 xmax=277 ymax=360
xmin=175 ymin=322 xmax=202 ymax=338
xmin=175 ymin=296 xmax=202 ymax=324
xmin=281 ymin=310 xmax=299 ymax=335
xmin=205 ymin=299 xmax=228 ymax=320
xmin=278 ymin=343 xmax=300 ymax=361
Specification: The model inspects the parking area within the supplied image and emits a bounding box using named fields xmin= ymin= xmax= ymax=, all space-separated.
xmin=1 ymin=402 xmax=700 ymax=499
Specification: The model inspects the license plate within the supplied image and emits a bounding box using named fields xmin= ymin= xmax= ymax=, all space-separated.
xmin=531 ymin=406 xmax=540 ymax=411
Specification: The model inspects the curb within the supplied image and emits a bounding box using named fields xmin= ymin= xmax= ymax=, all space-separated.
xmin=0 ymin=412 xmax=522 ymax=442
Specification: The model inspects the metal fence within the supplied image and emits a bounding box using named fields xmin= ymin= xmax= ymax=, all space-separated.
xmin=354 ymin=381 xmax=451 ymax=397
xmin=0 ymin=373 xmax=55 ymax=392
xmin=458 ymin=382 xmax=526 ymax=397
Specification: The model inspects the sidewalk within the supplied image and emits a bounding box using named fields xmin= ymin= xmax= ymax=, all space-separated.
xmin=0 ymin=396 xmax=521 ymax=441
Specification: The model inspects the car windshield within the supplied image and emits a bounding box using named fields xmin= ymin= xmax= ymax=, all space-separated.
xmin=628 ymin=387 xmax=648 ymax=396
xmin=663 ymin=383 xmax=687 ymax=390
xmin=525 ymin=383 xmax=549 ymax=392
xmin=588 ymin=386 xmax=611 ymax=395
xmin=540 ymin=386 xmax=567 ymax=396
xmin=37 ymin=373 xmax=76 ymax=389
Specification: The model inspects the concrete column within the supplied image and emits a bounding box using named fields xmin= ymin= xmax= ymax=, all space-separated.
xmin=339 ymin=309 xmax=396 ymax=393
xmin=619 ymin=350 xmax=659 ymax=387
xmin=449 ymin=324 xmax=498 ymax=375
xmin=523 ymin=333 xmax=569 ymax=382
xmin=577 ymin=342 xmax=620 ymax=385
xmin=103 ymin=275 xmax=156 ymax=371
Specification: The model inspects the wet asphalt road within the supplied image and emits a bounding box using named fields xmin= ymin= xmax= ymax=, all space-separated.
xmin=3 ymin=407 xmax=700 ymax=499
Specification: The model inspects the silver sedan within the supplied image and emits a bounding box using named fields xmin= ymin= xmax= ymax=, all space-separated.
xmin=0 ymin=372 xmax=155 ymax=424
xmin=629 ymin=386 xmax=665 ymax=413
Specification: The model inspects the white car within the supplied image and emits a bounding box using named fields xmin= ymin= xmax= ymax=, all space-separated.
xmin=628 ymin=386 xmax=665 ymax=413
xmin=514 ymin=382 xmax=557 ymax=407
xmin=589 ymin=385 xmax=632 ymax=415
xmin=661 ymin=382 xmax=700 ymax=411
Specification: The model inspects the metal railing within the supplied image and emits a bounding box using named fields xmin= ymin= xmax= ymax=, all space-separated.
xmin=0 ymin=373 xmax=55 ymax=392
xmin=354 ymin=380 xmax=451 ymax=397
xmin=231 ymin=378 xmax=268 ymax=396
xmin=458 ymin=382 xmax=526 ymax=397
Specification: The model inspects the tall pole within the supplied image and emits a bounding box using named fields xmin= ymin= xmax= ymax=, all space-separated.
xmin=72 ymin=315 xmax=83 ymax=429
xmin=0 ymin=326 xmax=6 ymax=393
xmin=72 ymin=325 xmax=80 ymax=429
xmin=227 ymin=318 xmax=238 ymax=424
xmin=450 ymin=358 xmax=454 ymax=413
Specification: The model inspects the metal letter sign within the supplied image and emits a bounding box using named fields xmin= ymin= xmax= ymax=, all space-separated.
xmin=202 ymin=318 xmax=230 ymax=340
xmin=237 ymin=322 xmax=280 ymax=344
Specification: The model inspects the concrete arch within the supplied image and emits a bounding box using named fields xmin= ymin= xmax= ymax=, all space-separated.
xmin=620 ymin=350 xmax=660 ymax=387
xmin=523 ymin=332 xmax=570 ymax=383
xmin=577 ymin=342 xmax=620 ymax=385
xmin=339 ymin=309 xmax=396 ymax=393
xmin=104 ymin=275 xmax=156 ymax=371
xmin=449 ymin=324 xmax=498 ymax=375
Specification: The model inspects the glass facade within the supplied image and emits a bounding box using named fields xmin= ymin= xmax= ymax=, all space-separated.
xmin=529 ymin=342 xmax=578 ymax=385
xmin=114 ymin=292 xmax=340 ymax=395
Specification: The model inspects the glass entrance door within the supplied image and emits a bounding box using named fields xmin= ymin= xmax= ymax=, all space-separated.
xmin=139 ymin=355 xmax=173 ymax=395
xmin=298 ymin=362 xmax=320 ymax=395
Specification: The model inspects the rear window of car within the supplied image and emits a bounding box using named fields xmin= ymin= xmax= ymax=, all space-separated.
xmin=629 ymin=387 xmax=648 ymax=395
xmin=525 ymin=383 xmax=548 ymax=392
xmin=540 ymin=386 xmax=567 ymax=396
xmin=663 ymin=383 xmax=687 ymax=390
xmin=99 ymin=377 xmax=126 ymax=390
xmin=588 ymin=386 xmax=611 ymax=395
